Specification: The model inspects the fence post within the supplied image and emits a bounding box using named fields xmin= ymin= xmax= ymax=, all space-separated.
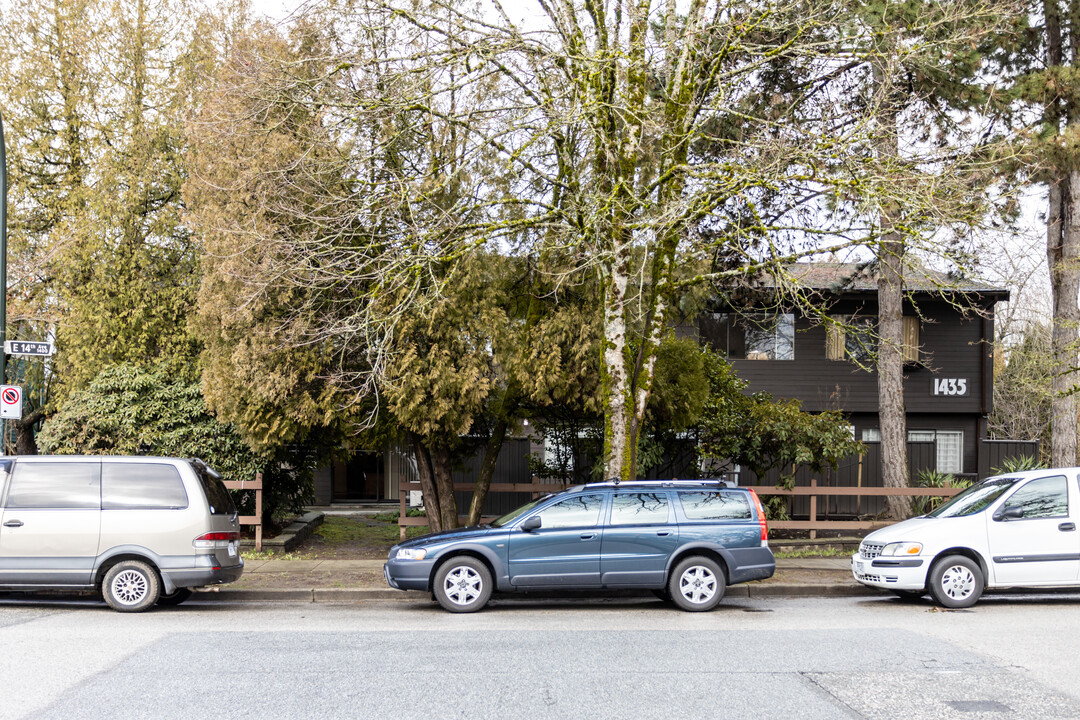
xmin=856 ymin=454 xmax=863 ymax=517
xmin=809 ymin=477 xmax=817 ymax=540
xmin=254 ymin=472 xmax=263 ymax=552
xmin=399 ymin=480 xmax=407 ymax=541
xmin=223 ymin=472 xmax=263 ymax=552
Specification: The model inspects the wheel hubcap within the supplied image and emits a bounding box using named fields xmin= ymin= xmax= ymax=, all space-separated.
xmin=940 ymin=565 xmax=975 ymax=601
xmin=678 ymin=566 xmax=717 ymax=604
xmin=112 ymin=570 xmax=149 ymax=605
xmin=443 ymin=567 xmax=482 ymax=605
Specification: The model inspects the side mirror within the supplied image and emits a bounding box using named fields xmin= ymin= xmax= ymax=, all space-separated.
xmin=993 ymin=506 xmax=1024 ymax=522
xmin=520 ymin=516 xmax=542 ymax=532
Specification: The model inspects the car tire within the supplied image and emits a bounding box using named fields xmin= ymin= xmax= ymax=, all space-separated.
xmin=928 ymin=555 xmax=983 ymax=609
xmin=668 ymin=556 xmax=726 ymax=612
xmin=157 ymin=588 xmax=193 ymax=607
xmin=102 ymin=560 xmax=161 ymax=613
xmin=433 ymin=556 xmax=492 ymax=613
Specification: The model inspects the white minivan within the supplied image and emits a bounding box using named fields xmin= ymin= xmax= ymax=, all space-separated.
xmin=853 ymin=468 xmax=1080 ymax=607
xmin=0 ymin=456 xmax=244 ymax=611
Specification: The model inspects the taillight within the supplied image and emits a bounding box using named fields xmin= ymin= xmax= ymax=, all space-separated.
xmin=194 ymin=531 xmax=239 ymax=549
xmin=748 ymin=489 xmax=768 ymax=545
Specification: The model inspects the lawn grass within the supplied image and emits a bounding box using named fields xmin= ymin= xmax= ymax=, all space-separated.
xmin=306 ymin=515 xmax=429 ymax=556
xmin=771 ymin=546 xmax=851 ymax=559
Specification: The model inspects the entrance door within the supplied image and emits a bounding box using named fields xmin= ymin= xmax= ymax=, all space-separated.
xmin=332 ymin=453 xmax=386 ymax=502
xmin=987 ymin=474 xmax=1079 ymax=585
xmin=509 ymin=494 xmax=605 ymax=587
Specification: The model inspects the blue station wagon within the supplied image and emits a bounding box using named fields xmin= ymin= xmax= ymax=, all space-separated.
xmin=384 ymin=480 xmax=775 ymax=612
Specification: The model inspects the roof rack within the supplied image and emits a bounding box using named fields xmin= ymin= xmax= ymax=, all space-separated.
xmin=580 ymin=478 xmax=736 ymax=490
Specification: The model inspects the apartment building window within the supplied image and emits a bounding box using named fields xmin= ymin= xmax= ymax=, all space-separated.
xmin=826 ymin=316 xmax=920 ymax=363
xmin=701 ymin=313 xmax=794 ymax=360
xmin=861 ymin=428 xmax=963 ymax=474
xmin=909 ymin=430 xmax=963 ymax=474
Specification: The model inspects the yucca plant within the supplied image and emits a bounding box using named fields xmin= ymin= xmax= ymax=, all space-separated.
xmin=911 ymin=469 xmax=970 ymax=516
xmin=990 ymin=455 xmax=1046 ymax=475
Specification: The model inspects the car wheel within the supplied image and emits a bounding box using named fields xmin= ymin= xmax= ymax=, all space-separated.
xmin=668 ymin=556 xmax=726 ymax=612
xmin=102 ymin=560 xmax=161 ymax=612
xmin=157 ymin=588 xmax=194 ymax=607
xmin=433 ymin=556 xmax=492 ymax=613
xmin=928 ymin=555 xmax=983 ymax=609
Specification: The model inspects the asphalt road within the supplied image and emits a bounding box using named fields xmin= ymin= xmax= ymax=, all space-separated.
xmin=2 ymin=593 xmax=1079 ymax=719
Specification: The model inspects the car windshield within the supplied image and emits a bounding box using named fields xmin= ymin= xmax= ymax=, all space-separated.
xmin=491 ymin=496 xmax=550 ymax=528
xmin=927 ymin=477 xmax=1018 ymax=518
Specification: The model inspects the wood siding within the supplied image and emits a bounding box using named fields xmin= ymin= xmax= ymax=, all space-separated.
xmin=703 ymin=298 xmax=995 ymax=415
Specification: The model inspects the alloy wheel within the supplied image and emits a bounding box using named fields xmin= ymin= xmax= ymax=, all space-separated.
xmin=443 ymin=566 xmax=483 ymax=606
xmin=677 ymin=565 xmax=717 ymax=605
xmin=111 ymin=569 xmax=150 ymax=605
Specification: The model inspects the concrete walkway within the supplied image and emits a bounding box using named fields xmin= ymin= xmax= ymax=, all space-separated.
xmin=241 ymin=556 xmax=855 ymax=575
xmin=204 ymin=555 xmax=877 ymax=603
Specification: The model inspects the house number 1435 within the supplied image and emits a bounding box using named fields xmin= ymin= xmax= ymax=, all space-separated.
xmin=933 ymin=378 xmax=968 ymax=396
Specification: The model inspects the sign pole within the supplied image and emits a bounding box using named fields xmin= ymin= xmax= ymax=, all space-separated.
xmin=0 ymin=110 xmax=7 ymax=454
xmin=0 ymin=109 xmax=6 ymax=382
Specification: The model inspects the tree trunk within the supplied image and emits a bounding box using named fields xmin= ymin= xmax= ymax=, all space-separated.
xmin=879 ymin=237 xmax=910 ymax=520
xmin=467 ymin=415 xmax=512 ymax=527
xmin=1045 ymin=0 xmax=1080 ymax=467
xmin=411 ymin=434 xmax=443 ymax=533
xmin=429 ymin=443 xmax=459 ymax=530
xmin=602 ymin=244 xmax=635 ymax=482
xmin=873 ymin=33 xmax=910 ymax=520
xmin=14 ymin=407 xmax=45 ymax=455
xmin=1050 ymin=173 xmax=1080 ymax=467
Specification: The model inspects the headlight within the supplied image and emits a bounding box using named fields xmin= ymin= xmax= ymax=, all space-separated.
xmin=881 ymin=542 xmax=922 ymax=556
xmin=396 ymin=548 xmax=428 ymax=560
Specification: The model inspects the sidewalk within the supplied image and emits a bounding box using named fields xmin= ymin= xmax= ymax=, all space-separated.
xmin=200 ymin=556 xmax=880 ymax=603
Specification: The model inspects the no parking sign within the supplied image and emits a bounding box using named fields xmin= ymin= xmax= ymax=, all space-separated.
xmin=0 ymin=385 xmax=22 ymax=420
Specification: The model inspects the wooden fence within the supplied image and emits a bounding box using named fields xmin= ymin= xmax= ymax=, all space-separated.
xmin=398 ymin=481 xmax=567 ymax=540
xmin=397 ymin=479 xmax=963 ymax=539
xmin=225 ymin=472 xmax=264 ymax=551
xmin=744 ymin=479 xmax=961 ymax=538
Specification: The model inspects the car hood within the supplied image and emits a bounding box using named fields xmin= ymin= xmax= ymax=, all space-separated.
xmin=397 ymin=525 xmax=500 ymax=548
xmin=863 ymin=514 xmax=983 ymax=546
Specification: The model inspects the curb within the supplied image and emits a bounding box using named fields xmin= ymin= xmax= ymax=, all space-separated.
xmin=748 ymin=583 xmax=879 ymax=598
xmin=194 ymin=588 xmax=316 ymax=602
xmin=194 ymin=584 xmax=881 ymax=603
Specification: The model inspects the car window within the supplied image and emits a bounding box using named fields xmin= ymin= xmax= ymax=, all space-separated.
xmin=680 ymin=491 xmax=751 ymax=520
xmin=102 ymin=463 xmax=189 ymax=510
xmin=189 ymin=461 xmax=236 ymax=515
xmin=535 ymin=494 xmax=604 ymax=529
xmin=609 ymin=493 xmax=669 ymax=525
xmin=492 ymin=497 xmax=548 ymax=527
xmin=928 ymin=477 xmax=1017 ymax=518
xmin=1002 ymin=475 xmax=1069 ymax=519
xmin=5 ymin=462 xmax=101 ymax=509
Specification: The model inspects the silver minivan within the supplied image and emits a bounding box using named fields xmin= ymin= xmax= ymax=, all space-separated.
xmin=0 ymin=456 xmax=244 ymax=611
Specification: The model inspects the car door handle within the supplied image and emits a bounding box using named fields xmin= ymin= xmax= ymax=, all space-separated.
xmin=3 ymin=520 xmax=23 ymax=528
xmin=580 ymin=533 xmax=597 ymax=540
xmin=1060 ymin=522 xmax=1076 ymax=532
xmin=656 ymin=531 xmax=671 ymax=536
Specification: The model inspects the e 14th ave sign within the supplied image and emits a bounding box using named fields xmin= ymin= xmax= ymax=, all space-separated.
xmin=3 ymin=340 xmax=53 ymax=357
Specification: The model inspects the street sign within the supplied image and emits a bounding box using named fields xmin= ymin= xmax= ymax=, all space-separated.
xmin=0 ymin=385 xmax=21 ymax=420
xmin=4 ymin=340 xmax=53 ymax=357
